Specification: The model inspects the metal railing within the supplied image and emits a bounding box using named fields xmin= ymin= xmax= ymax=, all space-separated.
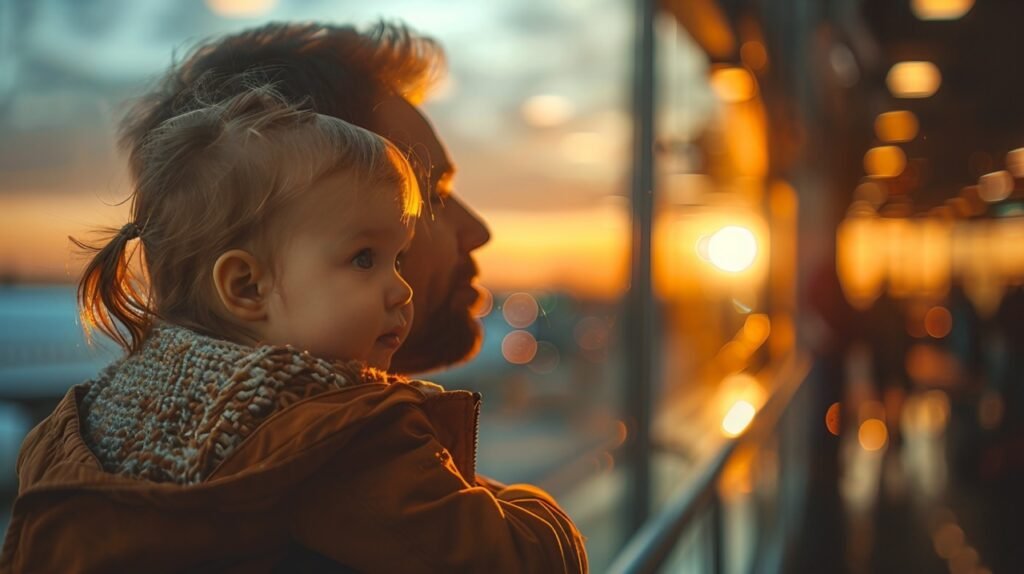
xmin=607 ymin=353 xmax=812 ymax=574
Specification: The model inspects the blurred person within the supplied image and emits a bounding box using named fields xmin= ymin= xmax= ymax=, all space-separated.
xmin=0 ymin=87 xmax=586 ymax=572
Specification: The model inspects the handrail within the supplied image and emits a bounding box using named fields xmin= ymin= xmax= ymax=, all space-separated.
xmin=606 ymin=353 xmax=811 ymax=574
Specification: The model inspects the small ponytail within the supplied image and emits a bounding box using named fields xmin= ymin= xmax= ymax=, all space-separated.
xmin=72 ymin=222 xmax=153 ymax=354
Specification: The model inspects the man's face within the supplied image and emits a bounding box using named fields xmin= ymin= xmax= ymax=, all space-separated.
xmin=372 ymin=95 xmax=491 ymax=374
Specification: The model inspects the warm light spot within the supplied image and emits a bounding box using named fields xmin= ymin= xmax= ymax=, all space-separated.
xmin=502 ymin=292 xmax=539 ymax=328
xmin=933 ymin=523 xmax=965 ymax=559
xmin=1007 ymin=148 xmax=1024 ymax=178
xmin=528 ymin=341 xmax=561 ymax=374
xmin=911 ymin=0 xmax=974 ymax=20
xmin=874 ymin=111 xmax=919 ymax=143
xmin=825 ymin=402 xmax=841 ymax=436
xmin=741 ymin=314 xmax=771 ymax=347
xmin=886 ymin=61 xmax=941 ymax=98
xmin=978 ymin=170 xmax=1013 ymax=202
xmin=740 ymin=41 xmax=768 ymax=71
xmin=904 ymin=391 xmax=950 ymax=435
xmin=521 ymin=94 xmax=575 ymax=128
xmin=864 ymin=145 xmax=907 ymax=178
xmin=717 ymin=342 xmax=750 ymax=374
xmin=501 ymin=330 xmax=538 ymax=365
xmin=720 ymin=373 xmax=766 ymax=408
xmin=472 ymin=284 xmax=494 ymax=318
xmin=722 ymin=400 xmax=756 ymax=437
xmin=858 ymin=418 xmax=888 ymax=451
xmin=707 ymin=226 xmax=758 ymax=272
xmin=924 ymin=306 xmax=953 ymax=338
xmin=710 ymin=66 xmax=757 ymax=103
xmin=205 ymin=0 xmax=277 ymax=17
xmin=561 ymin=131 xmax=611 ymax=164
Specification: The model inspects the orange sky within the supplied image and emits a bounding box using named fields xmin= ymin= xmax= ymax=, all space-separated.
xmin=0 ymin=193 xmax=631 ymax=300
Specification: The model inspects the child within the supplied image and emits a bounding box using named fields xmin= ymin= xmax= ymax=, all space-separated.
xmin=0 ymin=86 xmax=587 ymax=572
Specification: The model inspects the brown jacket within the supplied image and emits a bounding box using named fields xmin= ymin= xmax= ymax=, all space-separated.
xmin=0 ymin=382 xmax=588 ymax=573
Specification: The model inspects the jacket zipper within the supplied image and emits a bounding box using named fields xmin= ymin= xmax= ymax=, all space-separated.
xmin=470 ymin=392 xmax=482 ymax=480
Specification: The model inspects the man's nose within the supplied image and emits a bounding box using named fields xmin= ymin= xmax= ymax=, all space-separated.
xmin=450 ymin=195 xmax=491 ymax=251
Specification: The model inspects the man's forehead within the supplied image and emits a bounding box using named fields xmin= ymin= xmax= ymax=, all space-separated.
xmin=371 ymin=95 xmax=452 ymax=181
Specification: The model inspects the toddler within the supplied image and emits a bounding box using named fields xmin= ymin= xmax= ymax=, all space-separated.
xmin=0 ymin=86 xmax=587 ymax=573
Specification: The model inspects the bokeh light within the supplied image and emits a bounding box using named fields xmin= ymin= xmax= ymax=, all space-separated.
xmin=528 ymin=341 xmax=561 ymax=374
xmin=722 ymin=400 xmax=757 ymax=437
xmin=707 ymin=226 xmax=758 ymax=272
xmin=864 ymin=145 xmax=907 ymax=178
xmin=978 ymin=170 xmax=1013 ymax=202
xmin=521 ymin=94 xmax=575 ymax=128
xmin=825 ymin=402 xmax=841 ymax=436
xmin=924 ymin=306 xmax=953 ymax=338
xmin=874 ymin=110 xmax=919 ymax=143
xmin=710 ymin=66 xmax=757 ymax=103
xmin=741 ymin=314 xmax=771 ymax=347
xmin=205 ymin=0 xmax=277 ymax=17
xmin=472 ymin=284 xmax=494 ymax=318
xmin=1007 ymin=148 xmax=1024 ymax=178
xmin=740 ymin=41 xmax=768 ymax=72
xmin=501 ymin=330 xmax=538 ymax=365
xmin=502 ymin=292 xmax=539 ymax=328
xmin=911 ymin=0 xmax=975 ymax=20
xmin=903 ymin=390 xmax=950 ymax=436
xmin=858 ymin=418 xmax=888 ymax=451
xmin=886 ymin=61 xmax=941 ymax=98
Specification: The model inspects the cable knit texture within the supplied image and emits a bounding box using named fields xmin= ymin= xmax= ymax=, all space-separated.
xmin=79 ymin=324 xmax=397 ymax=484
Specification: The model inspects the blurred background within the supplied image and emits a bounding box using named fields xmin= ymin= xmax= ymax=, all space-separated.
xmin=1 ymin=0 xmax=1023 ymax=572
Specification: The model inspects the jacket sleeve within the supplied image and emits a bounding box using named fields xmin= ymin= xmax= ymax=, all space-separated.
xmin=285 ymin=404 xmax=588 ymax=573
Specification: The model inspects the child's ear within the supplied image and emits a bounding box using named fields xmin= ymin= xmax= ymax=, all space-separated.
xmin=212 ymin=249 xmax=270 ymax=322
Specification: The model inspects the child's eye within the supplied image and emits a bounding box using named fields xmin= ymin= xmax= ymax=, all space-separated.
xmin=395 ymin=252 xmax=406 ymax=272
xmin=353 ymin=249 xmax=374 ymax=270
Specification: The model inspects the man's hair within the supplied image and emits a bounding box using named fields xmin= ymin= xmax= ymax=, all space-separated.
xmin=120 ymin=21 xmax=446 ymax=175
xmin=77 ymin=85 xmax=419 ymax=353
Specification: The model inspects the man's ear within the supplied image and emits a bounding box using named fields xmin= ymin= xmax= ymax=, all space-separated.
xmin=212 ymin=249 xmax=270 ymax=322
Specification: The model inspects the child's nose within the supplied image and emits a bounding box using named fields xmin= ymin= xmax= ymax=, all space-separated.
xmin=387 ymin=272 xmax=413 ymax=309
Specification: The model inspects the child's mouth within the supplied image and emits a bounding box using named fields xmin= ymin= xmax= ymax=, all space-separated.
xmin=376 ymin=334 xmax=402 ymax=349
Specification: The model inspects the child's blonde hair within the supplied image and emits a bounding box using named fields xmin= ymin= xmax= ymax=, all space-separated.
xmin=75 ymin=84 xmax=420 ymax=354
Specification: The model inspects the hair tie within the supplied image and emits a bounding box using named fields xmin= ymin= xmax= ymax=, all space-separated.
xmin=121 ymin=222 xmax=142 ymax=240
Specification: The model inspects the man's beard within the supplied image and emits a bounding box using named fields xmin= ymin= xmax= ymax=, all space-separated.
xmin=390 ymin=289 xmax=483 ymax=375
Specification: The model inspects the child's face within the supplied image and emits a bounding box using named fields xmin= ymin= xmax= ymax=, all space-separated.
xmin=260 ymin=170 xmax=415 ymax=370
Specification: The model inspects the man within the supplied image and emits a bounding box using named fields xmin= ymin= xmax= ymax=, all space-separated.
xmin=121 ymin=22 xmax=491 ymax=374
xmin=0 ymin=20 xmax=586 ymax=572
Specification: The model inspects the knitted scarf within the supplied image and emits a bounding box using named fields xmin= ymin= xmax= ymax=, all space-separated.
xmin=79 ymin=324 xmax=395 ymax=485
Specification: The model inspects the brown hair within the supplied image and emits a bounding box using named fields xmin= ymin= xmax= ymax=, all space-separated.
xmin=119 ymin=21 xmax=446 ymax=178
xmin=75 ymin=85 xmax=419 ymax=354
